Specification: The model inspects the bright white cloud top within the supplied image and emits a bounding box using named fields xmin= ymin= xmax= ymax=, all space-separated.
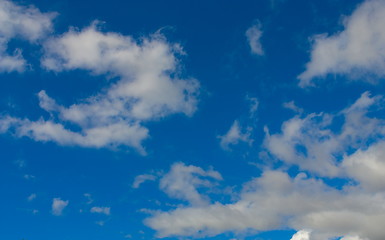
xmin=299 ymin=0 xmax=385 ymax=86
xmin=0 ymin=0 xmax=55 ymax=72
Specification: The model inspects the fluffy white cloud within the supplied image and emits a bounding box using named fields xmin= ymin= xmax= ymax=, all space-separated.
xmin=145 ymin=92 xmax=385 ymax=240
xmin=52 ymin=198 xmax=69 ymax=216
xmin=159 ymin=162 xmax=222 ymax=206
xmin=298 ymin=0 xmax=385 ymax=86
xmin=290 ymin=230 xmax=311 ymax=240
xmin=245 ymin=22 xmax=264 ymax=55
xmin=146 ymin=169 xmax=385 ymax=240
xmin=0 ymin=0 xmax=55 ymax=72
xmin=342 ymin=141 xmax=385 ymax=192
xmin=0 ymin=24 xmax=200 ymax=152
xmin=264 ymin=92 xmax=385 ymax=177
xmin=219 ymin=120 xmax=253 ymax=151
xmin=90 ymin=206 xmax=111 ymax=215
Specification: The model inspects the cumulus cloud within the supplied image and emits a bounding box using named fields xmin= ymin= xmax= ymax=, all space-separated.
xmin=245 ymin=22 xmax=264 ymax=55
xmin=0 ymin=24 xmax=199 ymax=153
xmin=264 ymin=91 xmax=385 ymax=177
xmin=0 ymin=0 xmax=55 ymax=72
xmin=159 ymin=162 xmax=222 ymax=206
xmin=342 ymin=141 xmax=385 ymax=192
xmin=218 ymin=120 xmax=253 ymax=151
xmin=52 ymin=198 xmax=69 ymax=216
xmin=90 ymin=206 xmax=111 ymax=215
xmin=146 ymin=169 xmax=385 ymax=240
xmin=145 ymin=92 xmax=385 ymax=240
xmin=298 ymin=0 xmax=385 ymax=86
xmin=290 ymin=230 xmax=311 ymax=240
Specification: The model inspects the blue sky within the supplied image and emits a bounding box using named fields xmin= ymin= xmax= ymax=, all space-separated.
xmin=1 ymin=0 xmax=385 ymax=239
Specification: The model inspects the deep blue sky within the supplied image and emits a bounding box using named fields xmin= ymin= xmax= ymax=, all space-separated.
xmin=1 ymin=0 xmax=385 ymax=240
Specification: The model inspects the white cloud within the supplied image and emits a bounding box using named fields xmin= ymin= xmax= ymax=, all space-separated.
xmin=90 ymin=206 xmax=111 ymax=215
xmin=51 ymin=198 xmax=69 ymax=216
xmin=219 ymin=120 xmax=253 ymax=151
xmin=245 ymin=22 xmax=264 ymax=55
xmin=159 ymin=162 xmax=222 ymax=206
xmin=0 ymin=0 xmax=55 ymax=72
xmin=290 ymin=230 xmax=311 ymax=240
xmin=145 ymin=93 xmax=385 ymax=240
xmin=342 ymin=141 xmax=385 ymax=192
xmin=298 ymin=0 xmax=385 ymax=86
xmin=264 ymin=92 xmax=385 ymax=177
xmin=132 ymin=174 xmax=158 ymax=189
xmin=145 ymin=169 xmax=385 ymax=240
xmin=0 ymin=24 xmax=200 ymax=153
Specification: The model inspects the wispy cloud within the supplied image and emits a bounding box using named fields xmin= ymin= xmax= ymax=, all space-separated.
xmin=90 ymin=206 xmax=111 ymax=216
xmin=218 ymin=120 xmax=253 ymax=151
xmin=159 ymin=162 xmax=222 ymax=206
xmin=245 ymin=21 xmax=264 ymax=55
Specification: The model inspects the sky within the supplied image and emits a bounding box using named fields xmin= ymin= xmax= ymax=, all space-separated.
xmin=2 ymin=0 xmax=385 ymax=239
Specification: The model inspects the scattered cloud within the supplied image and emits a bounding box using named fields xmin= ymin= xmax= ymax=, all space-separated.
xmin=299 ymin=0 xmax=385 ymax=86
xmin=90 ymin=206 xmax=111 ymax=215
xmin=83 ymin=193 xmax=93 ymax=204
xmin=0 ymin=23 xmax=200 ymax=153
xmin=23 ymin=174 xmax=35 ymax=180
xmin=218 ymin=120 xmax=253 ymax=151
xmin=159 ymin=162 xmax=222 ymax=206
xmin=27 ymin=193 xmax=36 ymax=201
xmin=0 ymin=0 xmax=55 ymax=72
xmin=145 ymin=92 xmax=385 ymax=240
xmin=283 ymin=101 xmax=303 ymax=114
xmin=245 ymin=21 xmax=264 ymax=55
xmin=247 ymin=96 xmax=259 ymax=117
xmin=51 ymin=198 xmax=69 ymax=216
xmin=264 ymin=92 xmax=385 ymax=177
xmin=146 ymin=169 xmax=385 ymax=240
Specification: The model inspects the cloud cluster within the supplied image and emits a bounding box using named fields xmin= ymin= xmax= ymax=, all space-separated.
xmin=264 ymin=92 xmax=385 ymax=177
xmin=0 ymin=23 xmax=200 ymax=153
xmin=145 ymin=92 xmax=385 ymax=240
xmin=299 ymin=0 xmax=385 ymax=86
xmin=0 ymin=0 xmax=55 ymax=72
